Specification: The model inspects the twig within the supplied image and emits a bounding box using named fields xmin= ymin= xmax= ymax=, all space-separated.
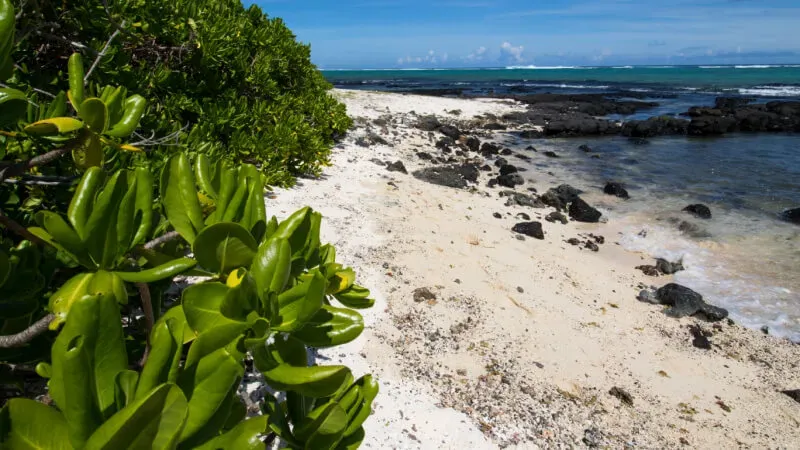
xmin=130 ymin=124 xmax=189 ymax=148
xmin=84 ymin=22 xmax=125 ymax=82
xmin=100 ymin=0 xmax=135 ymax=38
xmin=143 ymin=231 xmax=182 ymax=250
xmin=136 ymin=282 xmax=154 ymax=367
xmin=0 ymin=207 xmax=50 ymax=247
xmin=0 ymin=145 xmax=73 ymax=183
xmin=0 ymin=314 xmax=54 ymax=348
xmin=3 ymin=174 xmax=78 ymax=186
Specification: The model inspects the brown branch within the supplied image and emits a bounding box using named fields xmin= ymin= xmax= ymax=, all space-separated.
xmin=136 ymin=282 xmax=154 ymax=367
xmin=0 ymin=208 xmax=49 ymax=247
xmin=0 ymin=145 xmax=73 ymax=183
xmin=0 ymin=314 xmax=54 ymax=348
xmin=142 ymin=231 xmax=182 ymax=250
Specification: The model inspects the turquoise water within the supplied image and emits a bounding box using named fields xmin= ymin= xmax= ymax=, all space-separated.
xmin=324 ymin=65 xmax=800 ymax=97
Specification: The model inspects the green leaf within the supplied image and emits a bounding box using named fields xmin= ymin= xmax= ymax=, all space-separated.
xmin=35 ymin=211 xmax=91 ymax=267
xmin=79 ymin=98 xmax=109 ymax=133
xmin=293 ymin=305 xmax=364 ymax=348
xmin=114 ymin=370 xmax=139 ymax=411
xmin=0 ymin=398 xmax=73 ymax=450
xmin=337 ymin=427 xmax=365 ymax=450
xmin=47 ymin=272 xmax=94 ymax=330
xmin=24 ymin=117 xmax=84 ymax=135
xmin=49 ymin=294 xmax=128 ymax=447
xmin=333 ymin=284 xmax=375 ymax=310
xmin=192 ymin=222 xmax=257 ymax=274
xmin=83 ymin=170 xmax=128 ymax=268
xmin=194 ymin=416 xmax=267 ymax=450
xmin=0 ymin=0 xmax=16 ymax=81
xmin=67 ymin=53 xmax=85 ymax=112
xmin=178 ymin=328 xmax=245 ymax=444
xmin=113 ymin=257 xmax=197 ymax=284
xmin=68 ymin=167 xmax=105 ymax=241
xmin=160 ymin=305 xmax=195 ymax=344
xmin=182 ymin=283 xmax=250 ymax=336
xmin=160 ymin=154 xmax=205 ymax=244
xmin=72 ymin=132 xmax=104 ymax=169
xmin=194 ymin=154 xmax=217 ymax=198
xmin=0 ymin=247 xmax=9 ymax=288
xmin=273 ymin=270 xmax=326 ymax=332
xmin=136 ymin=317 xmax=184 ymax=401
xmin=250 ymin=237 xmax=291 ymax=302
xmin=131 ymin=167 xmax=154 ymax=246
xmin=293 ymin=402 xmax=348 ymax=449
xmin=83 ymin=383 xmax=188 ymax=450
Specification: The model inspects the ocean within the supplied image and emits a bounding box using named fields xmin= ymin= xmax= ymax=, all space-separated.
xmin=324 ymin=66 xmax=800 ymax=341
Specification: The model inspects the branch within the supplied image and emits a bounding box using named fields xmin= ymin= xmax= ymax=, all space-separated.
xmin=0 ymin=207 xmax=50 ymax=247
xmin=0 ymin=145 xmax=73 ymax=183
xmin=0 ymin=314 xmax=54 ymax=348
xmin=142 ymin=231 xmax=182 ymax=250
xmin=3 ymin=174 xmax=78 ymax=186
xmin=136 ymin=282 xmax=154 ymax=367
xmin=84 ymin=21 xmax=125 ymax=82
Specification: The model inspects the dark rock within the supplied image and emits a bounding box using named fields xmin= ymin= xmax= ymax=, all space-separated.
xmin=480 ymin=164 xmax=492 ymax=172
xmin=545 ymin=211 xmax=568 ymax=224
xmin=512 ymin=222 xmax=544 ymax=240
xmin=465 ymin=136 xmax=481 ymax=152
xmin=493 ymin=212 xmax=502 ymax=219
xmin=372 ymin=118 xmax=388 ymax=126
xmin=494 ymin=157 xmax=508 ymax=167
xmin=439 ymin=124 xmax=461 ymax=140
xmin=544 ymin=117 xmax=618 ymax=137
xmin=386 ymin=161 xmax=408 ymax=174
xmin=514 ymin=153 xmax=532 ymax=162
xmin=480 ymin=142 xmax=501 ymax=157
xmin=525 ymin=145 xmax=536 ymax=151
xmin=566 ymin=238 xmax=581 ymax=246
xmin=496 ymin=173 xmax=524 ymax=188
xmin=499 ymin=164 xmax=518 ymax=176
xmin=540 ymin=184 xmax=581 ymax=211
xmin=516 ymin=212 xmax=531 ymax=220
xmin=636 ymin=265 xmax=660 ymax=276
xmin=688 ymin=115 xmax=738 ymax=136
xmin=781 ymin=390 xmax=800 ymax=404
xmin=654 ymin=283 xmax=729 ymax=321
xmin=689 ymin=324 xmax=712 ymax=350
xmin=487 ymin=179 xmax=498 ymax=188
xmin=780 ymin=207 xmax=800 ymax=224
xmin=714 ymin=97 xmax=755 ymax=111
xmin=603 ymin=182 xmax=629 ymax=199
xmin=436 ymin=137 xmax=455 ymax=149
xmin=369 ymin=158 xmax=386 ymax=166
xmin=608 ymin=387 xmax=634 ymax=406
xmin=656 ymin=258 xmax=684 ymax=275
xmin=584 ymin=241 xmax=599 ymax=252
xmin=412 ymin=165 xmax=478 ymax=189
xmin=415 ymin=115 xmax=441 ymax=131
xmin=483 ymin=122 xmax=507 ymax=130
xmin=620 ymin=116 xmax=689 ymax=137
xmin=543 ymin=151 xmax=560 ymax=158
xmin=683 ymin=204 xmax=712 ymax=219
xmin=500 ymin=148 xmax=513 ymax=156
xmin=413 ymin=287 xmax=437 ymax=303
xmin=579 ymin=144 xmax=593 ymax=152
xmin=568 ymin=197 xmax=602 ymax=223
xmin=520 ymin=129 xmax=542 ymax=138
xmin=629 ymin=138 xmax=650 ymax=145
xmin=417 ymin=152 xmax=433 ymax=161
xmin=583 ymin=427 xmax=604 ymax=448
xmin=355 ymin=131 xmax=390 ymax=147
xmin=500 ymin=190 xmax=546 ymax=208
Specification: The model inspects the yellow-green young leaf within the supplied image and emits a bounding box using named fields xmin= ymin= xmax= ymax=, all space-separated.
xmin=67 ymin=53 xmax=85 ymax=112
xmin=113 ymin=257 xmax=197 ymax=284
xmin=83 ymin=383 xmax=188 ymax=450
xmin=194 ymin=416 xmax=268 ymax=450
xmin=72 ymin=132 xmax=104 ymax=169
xmin=24 ymin=117 xmax=84 ymax=135
xmin=105 ymin=94 xmax=146 ymax=138
xmin=79 ymin=97 xmax=109 ymax=133
xmin=47 ymin=272 xmax=94 ymax=330
xmin=326 ymin=267 xmax=356 ymax=295
xmin=0 ymin=398 xmax=73 ymax=450
xmin=343 ymin=375 xmax=379 ymax=437
xmin=192 ymin=222 xmax=257 ymax=274
xmin=292 ymin=305 xmax=364 ymax=348
xmin=160 ymin=154 xmax=205 ymax=244
xmin=333 ymin=284 xmax=375 ymax=310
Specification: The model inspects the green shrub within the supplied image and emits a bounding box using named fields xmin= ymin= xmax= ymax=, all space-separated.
xmin=12 ymin=0 xmax=352 ymax=186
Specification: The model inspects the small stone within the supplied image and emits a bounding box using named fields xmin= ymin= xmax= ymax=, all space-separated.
xmin=413 ymin=287 xmax=437 ymax=303
xmin=492 ymin=212 xmax=502 ymax=219
xmin=512 ymin=222 xmax=545 ymax=240
xmin=387 ymin=160 xmax=408 ymax=174
xmin=683 ymin=204 xmax=712 ymax=219
xmin=543 ymin=151 xmax=560 ymax=158
xmin=609 ymin=386 xmax=634 ymax=406
xmin=545 ymin=211 xmax=568 ymax=224
xmin=516 ymin=287 xmax=524 ymax=293
xmin=516 ymin=212 xmax=531 ymax=220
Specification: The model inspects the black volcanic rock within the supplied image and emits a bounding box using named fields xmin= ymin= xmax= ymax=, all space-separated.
xmin=499 ymin=164 xmax=518 ymax=176
xmin=465 ymin=136 xmax=481 ymax=152
xmin=439 ymin=124 xmax=461 ymax=140
xmin=683 ymin=204 xmax=712 ymax=220
xmin=386 ymin=160 xmax=408 ymax=174
xmin=496 ymin=173 xmax=524 ymax=188
xmin=781 ymin=207 xmax=800 ymax=224
xmin=512 ymin=222 xmax=545 ymax=240
xmin=621 ymin=116 xmax=689 ymax=137
xmin=603 ymin=182 xmax=629 ymax=199
xmin=568 ymin=197 xmax=602 ymax=223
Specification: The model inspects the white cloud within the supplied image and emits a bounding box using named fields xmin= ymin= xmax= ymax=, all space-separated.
xmin=397 ymin=49 xmax=446 ymax=66
xmin=500 ymin=41 xmax=525 ymax=63
xmin=465 ymin=46 xmax=487 ymax=61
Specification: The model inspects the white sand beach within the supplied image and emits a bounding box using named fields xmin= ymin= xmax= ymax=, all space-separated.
xmin=267 ymin=90 xmax=800 ymax=449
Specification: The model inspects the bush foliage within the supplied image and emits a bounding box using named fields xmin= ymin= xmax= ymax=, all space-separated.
xmin=13 ymin=0 xmax=351 ymax=185
xmin=0 ymin=1 xmax=374 ymax=448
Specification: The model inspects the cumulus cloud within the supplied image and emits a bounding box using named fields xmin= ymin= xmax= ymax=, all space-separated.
xmin=464 ymin=46 xmax=487 ymax=61
xmin=499 ymin=41 xmax=525 ymax=63
xmin=397 ymin=50 xmax=445 ymax=66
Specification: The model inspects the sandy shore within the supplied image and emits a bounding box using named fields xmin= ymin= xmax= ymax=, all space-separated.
xmin=267 ymin=89 xmax=800 ymax=449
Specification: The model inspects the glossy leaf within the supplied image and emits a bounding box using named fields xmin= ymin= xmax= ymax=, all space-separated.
xmin=0 ymin=398 xmax=73 ymax=450
xmin=67 ymin=53 xmax=85 ymax=112
xmin=68 ymin=167 xmax=105 ymax=241
xmin=83 ymin=170 xmax=128 ymax=268
xmin=0 ymin=88 xmax=28 ymax=127
xmin=72 ymin=132 xmax=104 ymax=169
xmin=0 ymin=0 xmax=15 ymax=80
xmin=160 ymin=154 xmax=205 ymax=244
xmin=272 ymin=270 xmax=326 ymax=332
xmin=194 ymin=415 xmax=267 ymax=450
xmin=80 ymin=97 xmax=109 ymax=133
xmin=192 ymin=222 xmax=257 ymax=274
xmin=293 ymin=402 xmax=348 ymax=449
xmin=83 ymin=383 xmax=188 ymax=450
xmin=136 ymin=317 xmax=185 ymax=400
xmin=182 ymin=283 xmax=250 ymax=336
xmin=250 ymin=237 xmax=291 ymax=301
xmin=24 ymin=117 xmax=84 ymax=135
xmin=114 ymin=257 xmax=197 ymax=283
xmin=293 ymin=305 xmax=364 ymax=348
xmin=333 ymin=284 xmax=375 ymax=310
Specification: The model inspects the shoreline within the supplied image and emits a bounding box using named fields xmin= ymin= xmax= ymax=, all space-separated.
xmin=268 ymin=89 xmax=800 ymax=448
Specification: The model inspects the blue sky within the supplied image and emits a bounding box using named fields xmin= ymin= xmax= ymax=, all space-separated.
xmin=245 ymin=0 xmax=800 ymax=69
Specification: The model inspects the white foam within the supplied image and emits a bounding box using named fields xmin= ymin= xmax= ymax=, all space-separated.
xmin=734 ymin=65 xmax=774 ymax=69
xmin=699 ymin=66 xmax=726 ymax=69
xmin=500 ymin=82 xmax=610 ymax=89
xmin=739 ymin=85 xmax=800 ymax=97
xmin=612 ymin=66 xmax=634 ymax=69
xmin=505 ymin=65 xmax=582 ymax=70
